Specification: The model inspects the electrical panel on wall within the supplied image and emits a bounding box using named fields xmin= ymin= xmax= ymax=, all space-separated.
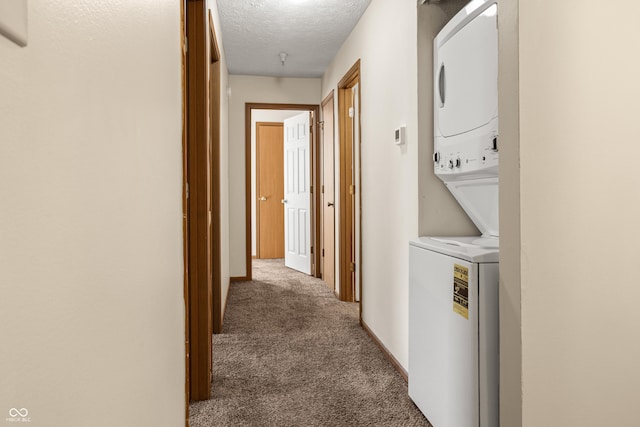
xmin=0 ymin=0 xmax=28 ymax=47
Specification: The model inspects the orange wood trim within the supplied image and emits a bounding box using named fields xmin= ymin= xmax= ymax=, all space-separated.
xmin=230 ymin=276 xmax=249 ymax=282
xmin=209 ymin=11 xmax=222 ymax=336
xmin=337 ymin=60 xmax=361 ymax=306
xmin=356 ymin=80 xmax=363 ymax=325
xmin=244 ymin=103 xmax=320 ymax=279
xmin=255 ymin=121 xmax=261 ymax=260
xmin=360 ymin=320 xmax=408 ymax=382
xmin=180 ymin=0 xmax=189 ymax=423
xmin=338 ymin=59 xmax=363 ymax=310
xmin=321 ymin=90 xmax=335 ymax=108
xmin=186 ymin=0 xmax=212 ymax=402
xmin=244 ymin=103 xmax=253 ymax=281
xmin=338 ymin=87 xmax=353 ymax=302
xmin=337 ymin=59 xmax=361 ymax=89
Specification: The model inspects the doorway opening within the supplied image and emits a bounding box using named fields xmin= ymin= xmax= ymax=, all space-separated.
xmin=244 ymin=103 xmax=321 ymax=280
xmin=337 ymin=60 xmax=362 ymax=308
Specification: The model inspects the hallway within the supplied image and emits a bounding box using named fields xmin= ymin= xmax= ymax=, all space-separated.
xmin=189 ymin=259 xmax=430 ymax=426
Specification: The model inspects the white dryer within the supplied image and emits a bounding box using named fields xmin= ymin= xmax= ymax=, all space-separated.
xmin=409 ymin=1 xmax=500 ymax=426
xmin=409 ymin=237 xmax=499 ymax=427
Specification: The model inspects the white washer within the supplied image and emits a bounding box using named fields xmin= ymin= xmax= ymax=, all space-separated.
xmin=409 ymin=1 xmax=500 ymax=426
xmin=409 ymin=237 xmax=498 ymax=427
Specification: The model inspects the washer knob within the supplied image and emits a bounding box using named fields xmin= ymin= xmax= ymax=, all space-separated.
xmin=448 ymin=159 xmax=454 ymax=169
xmin=433 ymin=152 xmax=440 ymax=163
xmin=455 ymin=158 xmax=462 ymax=168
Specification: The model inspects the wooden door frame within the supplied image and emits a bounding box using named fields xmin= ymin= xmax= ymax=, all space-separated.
xmin=184 ymin=0 xmax=213 ymax=405
xmin=337 ymin=60 xmax=362 ymax=310
xmin=241 ymin=103 xmax=321 ymax=281
xmin=180 ymin=0 xmax=188 ymax=422
xmin=255 ymin=121 xmax=285 ymax=260
xmin=209 ymin=11 xmax=223 ymax=335
xmin=320 ymin=90 xmax=335 ymax=291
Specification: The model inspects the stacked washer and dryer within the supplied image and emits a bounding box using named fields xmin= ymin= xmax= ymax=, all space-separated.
xmin=409 ymin=1 xmax=499 ymax=427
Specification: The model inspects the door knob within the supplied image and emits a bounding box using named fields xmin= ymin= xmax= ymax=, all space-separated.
xmin=281 ymin=199 xmax=287 ymax=204
xmin=259 ymin=196 xmax=267 ymax=201
xmin=327 ymin=202 xmax=334 ymax=207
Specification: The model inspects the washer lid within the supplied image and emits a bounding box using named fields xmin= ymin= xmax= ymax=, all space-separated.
xmin=445 ymin=176 xmax=499 ymax=238
xmin=410 ymin=236 xmax=499 ymax=263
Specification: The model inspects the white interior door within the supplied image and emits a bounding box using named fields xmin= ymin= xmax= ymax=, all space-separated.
xmin=283 ymin=112 xmax=312 ymax=274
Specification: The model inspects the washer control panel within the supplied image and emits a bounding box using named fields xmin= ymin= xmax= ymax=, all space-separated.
xmin=434 ymin=126 xmax=498 ymax=179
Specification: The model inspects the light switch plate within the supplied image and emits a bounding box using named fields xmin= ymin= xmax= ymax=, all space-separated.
xmin=0 ymin=0 xmax=28 ymax=47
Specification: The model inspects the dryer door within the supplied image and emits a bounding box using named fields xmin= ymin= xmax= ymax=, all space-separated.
xmin=436 ymin=4 xmax=498 ymax=138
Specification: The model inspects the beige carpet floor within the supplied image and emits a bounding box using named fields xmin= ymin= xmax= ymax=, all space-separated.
xmin=189 ymin=259 xmax=431 ymax=427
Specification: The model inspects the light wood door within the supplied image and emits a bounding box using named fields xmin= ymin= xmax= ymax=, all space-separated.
xmin=256 ymin=122 xmax=285 ymax=259
xmin=321 ymin=93 xmax=335 ymax=290
xmin=284 ymin=112 xmax=312 ymax=274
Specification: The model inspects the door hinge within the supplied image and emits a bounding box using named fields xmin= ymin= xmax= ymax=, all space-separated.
xmin=322 ymin=248 xmax=325 ymax=257
xmin=186 ymin=182 xmax=189 ymax=199
xmin=321 ymin=185 xmax=324 ymax=194
xmin=350 ymin=262 xmax=356 ymax=272
xmin=349 ymin=184 xmax=355 ymax=195
xmin=318 ymin=120 xmax=324 ymax=130
xmin=311 ymin=246 xmax=314 ymax=255
xmin=310 ymin=185 xmax=313 ymax=194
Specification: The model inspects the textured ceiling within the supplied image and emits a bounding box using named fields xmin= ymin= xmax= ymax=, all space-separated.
xmin=216 ymin=0 xmax=372 ymax=78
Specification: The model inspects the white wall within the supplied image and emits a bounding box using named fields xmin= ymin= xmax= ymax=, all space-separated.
xmin=497 ymin=0 xmax=522 ymax=425
xmin=228 ymin=75 xmax=321 ymax=277
xmin=417 ymin=1 xmax=477 ymax=237
xmin=250 ymin=109 xmax=302 ymax=256
xmin=321 ymin=0 xmax=417 ymax=371
xmin=518 ymin=1 xmax=640 ymax=425
xmin=0 ymin=1 xmax=184 ymax=426
xmin=320 ymin=0 xmax=479 ymax=370
xmin=208 ymin=1 xmax=232 ymax=319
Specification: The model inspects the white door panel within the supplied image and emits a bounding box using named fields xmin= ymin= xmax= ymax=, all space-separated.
xmin=284 ymin=112 xmax=312 ymax=274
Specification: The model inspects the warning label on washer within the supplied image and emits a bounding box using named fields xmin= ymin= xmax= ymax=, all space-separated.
xmin=453 ymin=264 xmax=469 ymax=319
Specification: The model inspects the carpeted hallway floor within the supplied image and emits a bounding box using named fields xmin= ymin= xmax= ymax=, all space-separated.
xmin=189 ymin=259 xmax=431 ymax=427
